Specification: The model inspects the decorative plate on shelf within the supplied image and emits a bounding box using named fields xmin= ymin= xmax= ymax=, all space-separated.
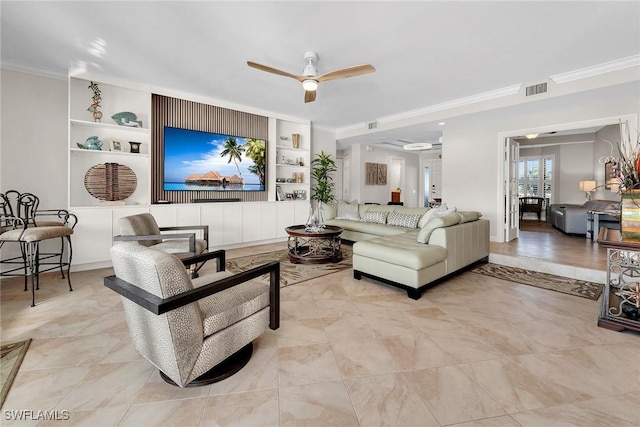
xmin=111 ymin=112 xmax=143 ymax=127
xmin=84 ymin=162 xmax=137 ymax=201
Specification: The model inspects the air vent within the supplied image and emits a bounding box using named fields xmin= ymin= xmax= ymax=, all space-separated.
xmin=525 ymin=82 xmax=547 ymax=96
xmin=367 ymin=121 xmax=378 ymax=130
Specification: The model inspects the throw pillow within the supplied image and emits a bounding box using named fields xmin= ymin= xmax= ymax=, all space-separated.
xmin=416 ymin=213 xmax=461 ymax=243
xmin=336 ymin=200 xmax=360 ymax=220
xmin=361 ymin=210 xmax=388 ymax=224
xmin=387 ymin=211 xmax=422 ymax=228
xmin=457 ymin=211 xmax=482 ymax=223
xmin=432 ymin=206 xmax=457 ymax=219
xmin=418 ymin=203 xmax=448 ymax=228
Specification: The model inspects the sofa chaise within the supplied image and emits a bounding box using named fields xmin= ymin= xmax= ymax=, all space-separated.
xmin=321 ymin=201 xmax=490 ymax=299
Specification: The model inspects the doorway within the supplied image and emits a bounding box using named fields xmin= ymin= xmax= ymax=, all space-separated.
xmin=499 ymin=114 xmax=637 ymax=243
xmin=423 ymin=167 xmax=430 ymax=207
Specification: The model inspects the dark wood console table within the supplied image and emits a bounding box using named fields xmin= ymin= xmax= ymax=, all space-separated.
xmin=597 ymin=231 xmax=640 ymax=333
xmin=285 ymin=225 xmax=343 ymax=264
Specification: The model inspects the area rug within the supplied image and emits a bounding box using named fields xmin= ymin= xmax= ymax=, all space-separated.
xmin=470 ymin=263 xmax=603 ymax=300
xmin=226 ymin=246 xmax=353 ymax=287
xmin=1 ymin=339 xmax=31 ymax=408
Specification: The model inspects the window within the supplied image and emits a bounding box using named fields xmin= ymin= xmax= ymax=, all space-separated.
xmin=519 ymin=155 xmax=554 ymax=201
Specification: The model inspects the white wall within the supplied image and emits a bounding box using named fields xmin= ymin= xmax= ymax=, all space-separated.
xmin=348 ymin=145 xmax=420 ymax=206
xmin=1 ymin=70 xmax=68 ymax=209
xmin=443 ymin=80 xmax=640 ymax=242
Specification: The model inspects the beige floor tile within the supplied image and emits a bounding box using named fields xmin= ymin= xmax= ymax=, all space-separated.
xmin=424 ymin=325 xmax=508 ymax=363
xmin=278 ymin=343 xmax=342 ymax=387
xmin=344 ymin=373 xmax=439 ymax=427
xmin=447 ymin=415 xmax=523 ymax=427
xmin=512 ymin=393 xmax=640 ymax=427
xmin=330 ymin=335 xmax=405 ymax=378
xmin=404 ymin=365 xmax=506 ymax=425
xmin=37 ymin=405 xmax=130 ymax=427
xmin=279 ymin=381 xmax=359 ymax=427
xmin=322 ymin=313 xmax=377 ymax=342
xmin=119 ymin=396 xmax=208 ymax=427
xmin=19 ymin=334 xmax=123 ymax=370
xmin=275 ymin=317 xmax=329 ymax=348
xmin=133 ymin=370 xmax=211 ymax=404
xmin=459 ymin=357 xmax=571 ymax=413
xmin=2 ymin=366 xmax=90 ymax=413
xmin=55 ymin=360 xmax=155 ymax=411
xmin=201 ymin=389 xmax=279 ymax=427
xmin=380 ymin=331 xmax=455 ymax=371
xmin=2 ymin=229 xmax=637 ymax=426
xmin=207 ymin=332 xmax=279 ymax=396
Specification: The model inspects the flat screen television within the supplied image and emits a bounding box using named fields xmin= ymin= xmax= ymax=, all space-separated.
xmin=163 ymin=126 xmax=266 ymax=191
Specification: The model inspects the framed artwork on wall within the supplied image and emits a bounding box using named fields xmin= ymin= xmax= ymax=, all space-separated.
xmin=377 ymin=163 xmax=387 ymax=185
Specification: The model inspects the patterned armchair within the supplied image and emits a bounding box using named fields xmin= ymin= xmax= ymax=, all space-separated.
xmin=115 ymin=213 xmax=209 ymax=277
xmin=104 ymin=243 xmax=280 ymax=387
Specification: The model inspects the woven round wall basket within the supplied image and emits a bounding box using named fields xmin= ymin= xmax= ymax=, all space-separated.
xmin=84 ymin=162 xmax=137 ymax=202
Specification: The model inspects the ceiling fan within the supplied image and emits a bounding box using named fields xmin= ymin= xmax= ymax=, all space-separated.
xmin=247 ymin=51 xmax=375 ymax=103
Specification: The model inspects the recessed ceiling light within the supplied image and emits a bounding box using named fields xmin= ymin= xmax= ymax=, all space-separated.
xmin=525 ymin=133 xmax=539 ymax=139
xmin=438 ymin=122 xmax=446 ymax=126
xmin=403 ymin=143 xmax=433 ymax=151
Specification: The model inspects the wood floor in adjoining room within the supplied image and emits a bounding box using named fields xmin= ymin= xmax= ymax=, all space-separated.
xmin=491 ymin=219 xmax=608 ymax=272
xmin=1 ymin=232 xmax=637 ymax=426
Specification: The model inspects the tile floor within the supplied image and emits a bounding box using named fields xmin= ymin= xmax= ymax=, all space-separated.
xmin=1 ymin=231 xmax=639 ymax=426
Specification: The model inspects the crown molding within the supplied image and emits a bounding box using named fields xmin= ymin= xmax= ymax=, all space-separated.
xmin=378 ymin=84 xmax=523 ymax=124
xmin=550 ymin=54 xmax=640 ymax=84
xmin=1 ymin=62 xmax=67 ymax=80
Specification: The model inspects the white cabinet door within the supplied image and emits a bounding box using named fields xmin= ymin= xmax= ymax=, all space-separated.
xmin=259 ymin=203 xmax=277 ymax=240
xmin=294 ymin=201 xmax=311 ymax=225
xmin=242 ymin=203 xmax=262 ymax=243
xmin=200 ymin=205 xmax=223 ymax=247
xmin=149 ymin=205 xmax=178 ymax=227
xmin=221 ymin=204 xmax=242 ymax=245
xmin=70 ymin=208 xmax=113 ymax=265
xmin=276 ymin=202 xmax=296 ymax=238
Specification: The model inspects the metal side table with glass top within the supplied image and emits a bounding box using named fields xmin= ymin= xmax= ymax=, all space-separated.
xmin=597 ymin=235 xmax=640 ymax=333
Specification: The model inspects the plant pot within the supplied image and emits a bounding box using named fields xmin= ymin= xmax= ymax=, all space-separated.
xmin=621 ymin=189 xmax=640 ymax=242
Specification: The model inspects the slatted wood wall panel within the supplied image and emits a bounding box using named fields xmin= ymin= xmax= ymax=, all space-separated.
xmin=151 ymin=94 xmax=269 ymax=204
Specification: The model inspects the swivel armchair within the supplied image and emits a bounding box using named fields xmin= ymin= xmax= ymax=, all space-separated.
xmin=105 ymin=243 xmax=280 ymax=387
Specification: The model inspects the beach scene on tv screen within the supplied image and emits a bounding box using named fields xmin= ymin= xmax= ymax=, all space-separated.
xmin=164 ymin=127 xmax=266 ymax=191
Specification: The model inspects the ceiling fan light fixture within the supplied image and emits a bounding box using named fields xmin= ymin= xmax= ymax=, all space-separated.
xmin=403 ymin=142 xmax=433 ymax=151
xmin=302 ymin=79 xmax=318 ymax=91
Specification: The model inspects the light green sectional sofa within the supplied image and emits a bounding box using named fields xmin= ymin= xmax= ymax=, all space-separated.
xmin=322 ymin=202 xmax=490 ymax=299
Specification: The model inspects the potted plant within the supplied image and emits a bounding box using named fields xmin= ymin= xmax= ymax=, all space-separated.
xmin=309 ymin=151 xmax=338 ymax=229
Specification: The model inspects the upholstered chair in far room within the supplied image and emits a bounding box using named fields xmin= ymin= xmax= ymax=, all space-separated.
xmin=105 ymin=243 xmax=280 ymax=387
xmin=115 ymin=213 xmax=209 ymax=277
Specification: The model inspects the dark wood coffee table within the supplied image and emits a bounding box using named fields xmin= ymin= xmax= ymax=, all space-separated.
xmin=285 ymin=225 xmax=343 ymax=264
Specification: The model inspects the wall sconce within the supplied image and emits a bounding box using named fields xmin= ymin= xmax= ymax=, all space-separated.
xmin=579 ymin=180 xmax=597 ymax=200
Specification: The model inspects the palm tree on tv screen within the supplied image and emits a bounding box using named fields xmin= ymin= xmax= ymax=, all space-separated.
xmin=220 ymin=137 xmax=245 ymax=177
xmin=245 ymin=138 xmax=265 ymax=185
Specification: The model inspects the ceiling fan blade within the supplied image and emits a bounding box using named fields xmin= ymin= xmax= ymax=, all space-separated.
xmin=304 ymin=90 xmax=317 ymax=103
xmin=316 ymin=64 xmax=376 ymax=82
xmin=247 ymin=61 xmax=305 ymax=82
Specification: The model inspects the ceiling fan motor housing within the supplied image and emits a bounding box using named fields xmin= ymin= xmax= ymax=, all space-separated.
xmin=303 ymin=51 xmax=319 ymax=77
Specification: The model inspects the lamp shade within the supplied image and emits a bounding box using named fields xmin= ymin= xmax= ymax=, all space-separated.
xmin=579 ymin=180 xmax=597 ymax=192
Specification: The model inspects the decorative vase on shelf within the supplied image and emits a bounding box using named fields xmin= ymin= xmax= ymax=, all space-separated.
xmin=292 ymin=134 xmax=301 ymax=149
xmin=621 ymin=189 xmax=640 ymax=242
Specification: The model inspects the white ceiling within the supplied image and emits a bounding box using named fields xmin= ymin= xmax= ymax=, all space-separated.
xmin=2 ymin=1 xmax=639 ymax=150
